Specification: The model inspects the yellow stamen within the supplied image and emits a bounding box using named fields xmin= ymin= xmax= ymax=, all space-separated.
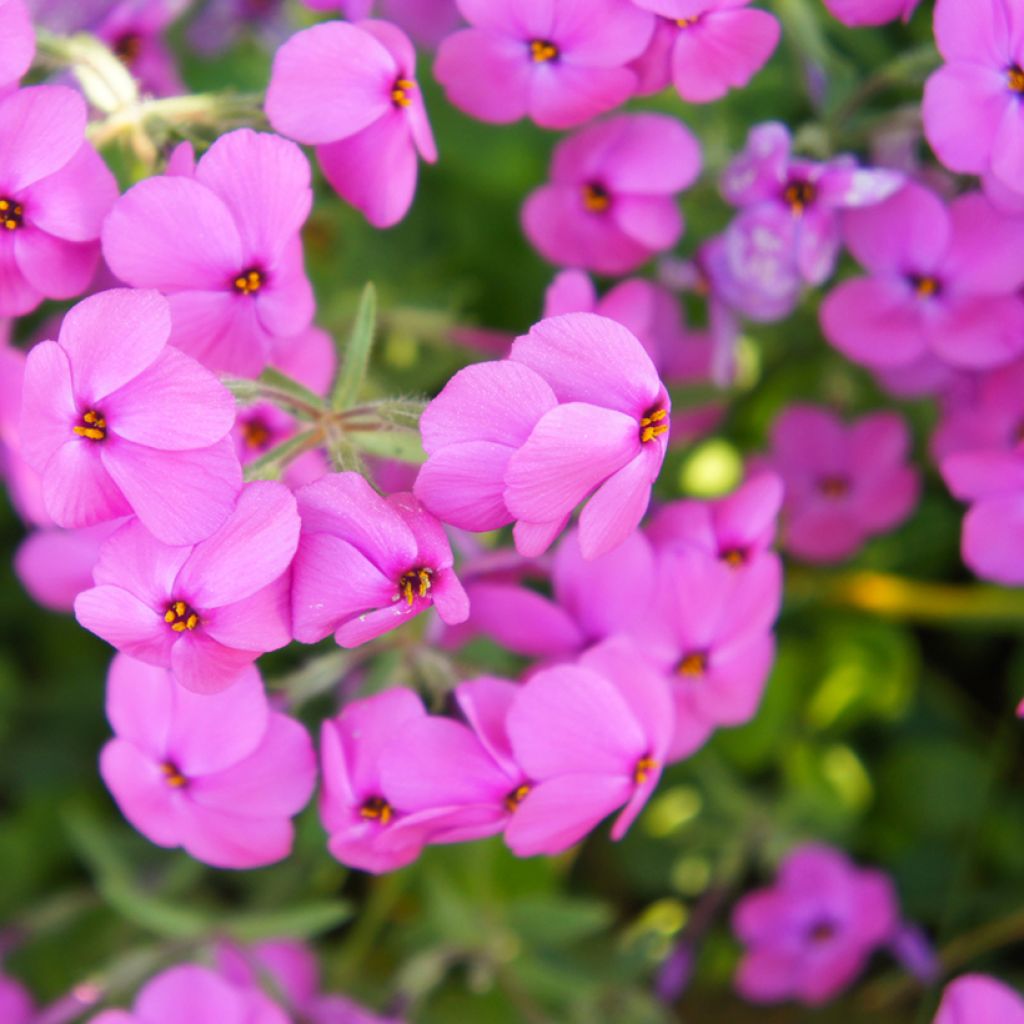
xmin=529 ymin=39 xmax=559 ymax=62
xmin=676 ymin=16 xmax=700 ymax=27
xmin=398 ymin=567 xmax=433 ymax=607
xmin=165 ymin=600 xmax=200 ymax=632
xmin=677 ymin=652 xmax=708 ymax=677
xmin=582 ymin=182 xmax=610 ymax=213
xmin=73 ymin=409 xmax=107 ymax=441
xmin=360 ymin=796 xmax=393 ymax=824
xmin=504 ymin=783 xmax=531 ymax=813
xmin=722 ymin=548 xmax=746 ymax=568
xmin=233 ymin=269 xmax=263 ymax=294
xmin=633 ymin=756 xmax=658 ymax=784
xmin=0 ymin=198 xmax=23 ymax=231
xmin=640 ymin=407 xmax=669 ymax=444
xmin=1009 ymin=66 xmax=1024 ymax=93
xmin=783 ymin=180 xmax=816 ymax=216
xmin=913 ymin=275 xmax=940 ymax=298
xmin=391 ymin=77 xmax=416 ymax=107
xmin=161 ymin=762 xmax=188 ymax=788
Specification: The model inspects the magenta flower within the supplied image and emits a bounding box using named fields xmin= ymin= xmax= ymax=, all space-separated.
xmin=0 ymin=973 xmax=32 ymax=1024
xmin=630 ymin=0 xmax=780 ymax=104
xmin=434 ymin=0 xmax=653 ymax=130
xmin=934 ymin=975 xmax=1024 ymax=1024
xmin=100 ymin=655 xmax=316 ymax=869
xmin=822 ymin=0 xmax=920 ymax=25
xmin=20 ymin=288 xmax=242 ymax=544
xmin=721 ymin=121 xmax=903 ymax=285
xmin=759 ymin=405 xmax=919 ymax=564
xmin=821 ymin=183 xmax=1024 ymax=370
xmin=0 ymin=0 xmax=34 ymax=91
xmin=291 ymin=472 xmax=469 ymax=648
xmin=93 ymin=0 xmax=188 ymax=97
xmin=0 ymin=86 xmax=119 ymax=317
xmin=523 ymin=113 xmax=701 ymax=275
xmin=266 ymin=20 xmax=436 ymax=229
xmin=504 ymin=638 xmax=674 ymax=856
xmin=75 ymin=482 xmax=300 ymax=693
xmin=733 ymin=844 xmax=899 ymax=1005
xmin=102 ymin=129 xmax=314 ymax=377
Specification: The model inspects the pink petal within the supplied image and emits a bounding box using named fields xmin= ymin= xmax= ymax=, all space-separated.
xmin=0 ymin=85 xmax=87 ymax=191
xmin=75 ymin=584 xmax=173 ymax=664
xmin=927 ymin=295 xmax=1024 ymax=369
xmin=962 ymin=495 xmax=1024 ymax=584
xmin=100 ymin=738 xmax=184 ymax=847
xmin=0 ymin=235 xmax=41 ymax=316
xmin=543 ymin=269 xmax=597 ymax=316
xmin=42 ymin=440 xmax=132 ymax=528
xmin=414 ymin=441 xmax=516 ymax=531
xmin=577 ymin=448 xmax=660 ymax=559
xmin=942 ymin=191 xmax=1024 ymax=295
xmin=136 ymin=967 xmax=248 ymax=1024
xmin=459 ymin=581 xmax=583 ymax=657
xmin=18 ymin=340 xmax=78 ymax=472
xmin=611 ymin=194 xmax=683 ymax=251
xmin=0 ymin=0 xmax=34 ymax=89
xmin=455 ymin=676 xmax=521 ymax=776
xmin=202 ymin=574 xmax=293 ymax=653
xmin=513 ymin=517 xmax=569 ymax=558
xmin=434 ymin=30 xmax=532 ymax=124
xmin=933 ymin=0 xmax=1011 ymax=63
xmin=430 ymin=569 xmax=469 ymax=625
xmin=923 ymin=64 xmax=1008 ymax=175
xmin=333 ymin=603 xmax=420 ymax=647
xmin=167 ymin=289 xmax=274 ymax=378
xmin=819 ymin=277 xmax=925 ymax=368
xmin=170 ymin=629 xmax=257 ymax=694
xmin=253 ymin=238 xmax=316 ymax=339
xmin=554 ymin=0 xmax=655 ymax=63
xmin=13 ymin=230 xmax=99 ymax=300
xmin=935 ymin=975 xmax=1024 ymax=1024
xmin=529 ymin=63 xmax=636 ymax=131
xmin=91 ymin=516 xmax=190 ymax=608
xmin=105 ymin=653 xmax=173 ymax=759
xmin=180 ymin=803 xmax=295 ymax=868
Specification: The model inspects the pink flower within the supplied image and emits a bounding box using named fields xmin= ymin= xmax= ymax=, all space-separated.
xmin=934 ymin=975 xmax=1024 ymax=1024
xmin=99 ymin=655 xmax=316 ymax=869
xmin=759 ymin=405 xmax=920 ymax=564
xmin=0 ymin=0 xmax=34 ymax=91
xmin=75 ymin=482 xmax=300 ymax=693
xmin=504 ymin=638 xmax=674 ymax=856
xmin=822 ymin=0 xmax=920 ymax=25
xmin=434 ymin=0 xmax=653 ymax=130
xmin=630 ymin=0 xmax=780 ymax=104
xmin=102 ymin=129 xmax=315 ymax=377
xmin=733 ymin=844 xmax=899 ymax=1005
xmin=821 ymin=183 xmax=1024 ymax=370
xmin=0 ymin=972 xmax=33 ymax=1024
xmin=93 ymin=0 xmax=188 ymax=97
xmin=19 ymin=289 xmax=242 ymax=544
xmin=266 ymin=20 xmax=436 ymax=228
xmin=291 ymin=472 xmax=469 ymax=648
xmin=522 ymin=113 xmax=701 ymax=274
xmin=0 ymin=86 xmax=119 ymax=317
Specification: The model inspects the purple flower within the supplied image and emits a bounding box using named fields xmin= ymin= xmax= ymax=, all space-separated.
xmin=759 ymin=405 xmax=920 ymax=564
xmin=934 ymin=975 xmax=1024 ymax=1024
xmin=721 ymin=121 xmax=903 ymax=285
xmin=523 ymin=113 xmax=701 ymax=274
xmin=187 ymin=0 xmax=292 ymax=57
xmin=0 ymin=0 xmax=34 ymax=91
xmin=630 ymin=0 xmax=780 ymax=104
xmin=291 ymin=472 xmax=469 ymax=648
xmin=822 ymin=0 xmax=920 ymax=25
xmin=93 ymin=0 xmax=189 ymax=97
xmin=100 ymin=655 xmax=316 ymax=869
xmin=102 ymin=129 xmax=315 ymax=377
xmin=75 ymin=482 xmax=300 ymax=693
xmin=732 ymin=843 xmax=899 ymax=1005
xmin=266 ymin=20 xmax=437 ymax=229
xmin=0 ymin=973 xmax=32 ymax=1024
xmin=821 ymin=182 xmax=1024 ymax=370
xmin=0 ymin=86 xmax=119 ymax=317
xmin=20 ymin=289 xmax=242 ymax=543
xmin=434 ymin=0 xmax=654 ymax=130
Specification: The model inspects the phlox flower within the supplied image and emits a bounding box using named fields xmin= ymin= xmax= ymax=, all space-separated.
xmin=0 ymin=973 xmax=32 ymax=1024
xmin=434 ymin=0 xmax=654 ymax=130
xmin=0 ymin=0 xmax=34 ymax=92
xmin=630 ymin=0 xmax=780 ymax=104
xmin=732 ymin=844 xmax=899 ymax=1005
xmin=20 ymin=289 xmax=242 ymax=544
xmin=75 ymin=481 xmax=300 ymax=693
xmin=266 ymin=20 xmax=436 ymax=228
xmin=933 ymin=975 xmax=1024 ymax=1024
xmin=503 ymin=638 xmax=674 ymax=856
xmin=92 ymin=0 xmax=190 ymax=97
xmin=99 ymin=656 xmax=316 ymax=869
xmin=304 ymin=0 xmax=461 ymax=47
xmin=721 ymin=121 xmax=903 ymax=285
xmin=758 ymin=405 xmax=919 ymax=564
xmin=822 ymin=0 xmax=920 ymax=25
xmin=291 ymin=472 xmax=469 ymax=648
xmin=820 ymin=182 xmax=1024 ymax=370
xmin=0 ymin=86 xmax=119 ymax=317
xmin=523 ymin=113 xmax=701 ymax=274
xmin=102 ymin=129 xmax=315 ymax=377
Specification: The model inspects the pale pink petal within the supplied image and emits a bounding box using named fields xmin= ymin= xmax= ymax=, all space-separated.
xmin=455 ymin=676 xmax=521 ymax=776
xmin=181 ymin=803 xmax=295 ymax=868
xmin=923 ymin=64 xmax=1008 ymax=175
xmin=434 ymin=30 xmax=532 ymax=124
xmin=18 ymin=340 xmax=78 ymax=471
xmin=0 ymin=236 xmax=41 ymax=315
xmin=100 ymin=739 xmax=184 ymax=847
xmin=529 ymin=63 xmax=636 ymax=130
xmin=136 ymin=966 xmax=248 ymax=1024
xmin=0 ymin=86 xmax=87 ymax=191
xmin=819 ymin=277 xmax=925 ymax=368
xmin=75 ymin=584 xmax=173 ymax=664
xmin=202 ymin=575 xmax=293 ymax=653
xmin=170 ymin=629 xmax=257 ymax=694
xmin=105 ymin=653 xmax=173 ymax=759
xmin=513 ymin=517 xmax=569 ymax=558
xmin=927 ymin=295 xmax=1024 ymax=369
xmin=91 ymin=516 xmax=190 ymax=607
xmin=962 ymin=495 xmax=1024 ymax=584
xmin=42 ymin=440 xmax=132 ymax=528
xmin=933 ymin=0 xmax=1011 ymax=63
xmin=333 ymin=603 xmax=419 ymax=646
xmin=577 ymin=448 xmax=660 ymax=559
xmin=13 ymin=231 xmax=99 ymax=300
xmin=167 ymin=289 xmax=273 ymax=378
xmin=414 ymin=441 xmax=516 ymax=532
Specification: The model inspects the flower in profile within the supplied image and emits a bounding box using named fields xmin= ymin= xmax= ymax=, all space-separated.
xmin=523 ymin=113 xmax=701 ymax=275
xmin=757 ymin=405 xmax=919 ymax=563
xmin=291 ymin=472 xmax=469 ymax=648
xmin=434 ymin=0 xmax=653 ymax=130
xmin=19 ymin=289 xmax=242 ymax=544
xmin=75 ymin=482 xmax=300 ymax=693
xmin=822 ymin=0 xmax=920 ymax=25
xmin=933 ymin=975 xmax=1024 ymax=1024
xmin=0 ymin=0 xmax=34 ymax=91
xmin=732 ymin=844 xmax=899 ymax=1005
xmin=630 ymin=0 xmax=780 ymax=104
xmin=102 ymin=129 xmax=315 ymax=377
xmin=0 ymin=86 xmax=119 ymax=317
xmin=504 ymin=638 xmax=674 ymax=856
xmin=820 ymin=183 xmax=1024 ymax=370
xmin=100 ymin=656 xmax=316 ymax=869
xmin=266 ymin=20 xmax=436 ymax=228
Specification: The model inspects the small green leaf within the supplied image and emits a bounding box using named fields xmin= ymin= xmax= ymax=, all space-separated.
xmin=259 ymin=367 xmax=327 ymax=416
xmin=349 ymin=429 xmax=426 ymax=464
xmin=222 ymin=900 xmax=352 ymax=941
xmin=333 ymin=282 xmax=378 ymax=411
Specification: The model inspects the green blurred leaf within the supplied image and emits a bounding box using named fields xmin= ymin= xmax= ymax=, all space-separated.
xmin=222 ymin=900 xmax=352 ymax=941
xmin=349 ymin=428 xmax=426 ymax=464
xmin=333 ymin=282 xmax=378 ymax=410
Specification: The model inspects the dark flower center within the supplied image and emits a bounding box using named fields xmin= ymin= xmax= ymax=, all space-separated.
xmin=504 ymin=783 xmax=531 ymax=812
xmin=529 ymin=39 xmax=559 ymax=63
xmin=675 ymin=15 xmax=701 ymax=27
xmin=677 ymin=651 xmax=708 ymax=677
xmin=0 ymin=197 xmax=24 ymax=231
xmin=397 ymin=567 xmax=433 ymax=606
xmin=808 ymin=919 xmax=838 ymax=943
xmin=360 ymin=796 xmax=393 ymax=824
xmin=633 ymin=755 xmax=658 ymax=784
xmin=640 ymin=407 xmax=669 ymax=444
xmin=909 ymin=273 xmax=941 ymax=299
xmin=161 ymin=761 xmax=188 ymax=788
xmin=391 ymin=77 xmax=416 ymax=108
xmin=721 ymin=547 xmax=747 ymax=568
xmin=113 ymin=32 xmax=143 ymax=65
xmin=73 ymin=409 xmax=107 ymax=441
xmin=582 ymin=182 xmax=611 ymax=213
xmin=783 ymin=179 xmax=816 ymax=215
xmin=1009 ymin=65 xmax=1024 ymax=93
xmin=233 ymin=267 xmax=264 ymax=294
xmin=818 ymin=475 xmax=850 ymax=499
xmin=242 ymin=417 xmax=273 ymax=450
xmin=164 ymin=600 xmax=200 ymax=633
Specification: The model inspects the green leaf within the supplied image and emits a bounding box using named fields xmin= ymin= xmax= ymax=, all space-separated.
xmin=332 ymin=282 xmax=378 ymax=411
xmin=243 ymin=429 xmax=320 ymax=481
xmin=506 ymin=896 xmax=613 ymax=948
xmin=349 ymin=429 xmax=426 ymax=464
xmin=259 ymin=367 xmax=327 ymax=415
xmin=222 ymin=900 xmax=352 ymax=941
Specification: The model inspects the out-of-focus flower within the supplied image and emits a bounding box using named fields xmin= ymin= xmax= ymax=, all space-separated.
xmin=822 ymin=0 xmax=920 ymax=26
xmin=93 ymin=0 xmax=190 ymax=97
xmin=933 ymin=974 xmax=1024 ymax=1024
xmin=0 ymin=0 xmax=34 ymax=92
xmin=523 ymin=113 xmax=701 ymax=274
xmin=0 ymin=972 xmax=33 ymax=1024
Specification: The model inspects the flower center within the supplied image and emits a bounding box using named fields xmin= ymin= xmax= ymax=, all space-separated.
xmin=529 ymin=39 xmax=559 ymax=63
xmin=391 ymin=77 xmax=416 ymax=108
xmin=808 ymin=919 xmax=837 ymax=943
xmin=397 ymin=567 xmax=433 ymax=606
xmin=582 ymin=182 xmax=611 ymax=213
xmin=0 ymin=198 xmax=24 ymax=231
xmin=164 ymin=600 xmax=200 ymax=633
xmin=721 ymin=547 xmax=747 ymax=568
xmin=360 ymin=795 xmax=393 ymax=824
xmin=783 ymin=179 xmax=816 ymax=216
xmin=160 ymin=762 xmax=188 ymax=788
xmin=113 ymin=32 xmax=143 ymax=65
xmin=242 ymin=417 xmax=272 ymax=450
xmin=675 ymin=15 xmax=701 ymax=27
xmin=633 ymin=755 xmax=658 ymax=784
xmin=677 ymin=651 xmax=708 ymax=677
xmin=818 ymin=475 xmax=849 ymax=499
xmin=233 ymin=268 xmax=264 ymax=294
xmin=73 ymin=409 xmax=107 ymax=441
xmin=640 ymin=407 xmax=669 ymax=444
xmin=909 ymin=273 xmax=941 ymax=299
xmin=1009 ymin=65 xmax=1024 ymax=93
xmin=504 ymin=783 xmax=531 ymax=812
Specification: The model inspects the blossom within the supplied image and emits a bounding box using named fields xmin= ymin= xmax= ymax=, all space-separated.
xmin=0 ymin=86 xmax=119 ymax=317
xmin=630 ymin=0 xmax=780 ymax=104
xmin=933 ymin=975 xmax=1024 ymax=1024
xmin=291 ymin=472 xmax=469 ymax=648
xmin=822 ymin=0 xmax=920 ymax=25
xmin=266 ymin=20 xmax=436 ymax=228
xmin=102 ymin=129 xmax=315 ymax=377
xmin=0 ymin=973 xmax=33 ymax=1024
xmin=434 ymin=0 xmax=653 ymax=130
xmin=732 ymin=844 xmax=899 ymax=1005
xmin=721 ymin=121 xmax=903 ymax=285
xmin=93 ymin=0 xmax=189 ymax=97
xmin=307 ymin=0 xmax=462 ymax=48
xmin=75 ymin=481 xmax=300 ymax=693
xmin=523 ymin=113 xmax=701 ymax=274
xmin=503 ymin=638 xmax=674 ymax=856
xmin=0 ymin=0 xmax=34 ymax=92
xmin=19 ymin=288 xmax=242 ymax=543
xmin=187 ymin=0 xmax=292 ymax=56
xmin=99 ymin=655 xmax=316 ymax=869
xmin=758 ymin=405 xmax=919 ymax=563
xmin=820 ymin=183 xmax=1024 ymax=370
